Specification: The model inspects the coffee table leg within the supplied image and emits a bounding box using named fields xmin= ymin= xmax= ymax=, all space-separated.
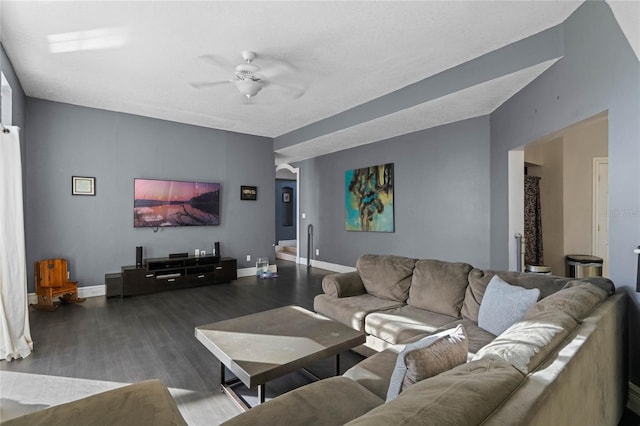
xmin=335 ymin=353 xmax=341 ymax=375
xmin=220 ymin=361 xmax=226 ymax=392
xmin=258 ymin=384 xmax=265 ymax=404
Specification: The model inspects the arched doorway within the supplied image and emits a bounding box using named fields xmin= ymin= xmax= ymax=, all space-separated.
xmin=275 ymin=163 xmax=300 ymax=264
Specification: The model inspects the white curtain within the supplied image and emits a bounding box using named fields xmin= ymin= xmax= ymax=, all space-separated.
xmin=0 ymin=126 xmax=32 ymax=360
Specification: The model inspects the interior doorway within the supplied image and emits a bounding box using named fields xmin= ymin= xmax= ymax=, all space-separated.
xmin=275 ymin=164 xmax=300 ymax=264
xmin=508 ymin=111 xmax=609 ymax=276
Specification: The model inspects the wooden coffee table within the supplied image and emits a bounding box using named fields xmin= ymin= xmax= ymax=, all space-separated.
xmin=195 ymin=305 xmax=365 ymax=409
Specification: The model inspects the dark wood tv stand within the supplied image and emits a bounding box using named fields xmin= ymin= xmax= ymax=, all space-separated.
xmin=121 ymin=254 xmax=237 ymax=297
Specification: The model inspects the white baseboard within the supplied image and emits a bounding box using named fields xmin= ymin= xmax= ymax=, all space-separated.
xmin=27 ymin=284 xmax=106 ymax=304
xmin=297 ymin=257 xmax=356 ymax=273
xmin=629 ymin=382 xmax=640 ymax=415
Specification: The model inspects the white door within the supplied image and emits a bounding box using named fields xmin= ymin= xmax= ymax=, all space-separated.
xmin=593 ymin=158 xmax=608 ymax=276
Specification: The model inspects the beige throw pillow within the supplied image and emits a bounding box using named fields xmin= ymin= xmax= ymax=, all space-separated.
xmin=386 ymin=325 xmax=468 ymax=402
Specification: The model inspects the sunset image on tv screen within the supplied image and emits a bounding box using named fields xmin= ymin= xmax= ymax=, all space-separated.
xmin=134 ymin=179 xmax=220 ymax=227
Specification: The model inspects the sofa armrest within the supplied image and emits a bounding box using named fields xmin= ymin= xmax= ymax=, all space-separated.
xmin=322 ymin=272 xmax=366 ymax=298
xmin=2 ymin=380 xmax=187 ymax=426
xmin=222 ymin=377 xmax=383 ymax=426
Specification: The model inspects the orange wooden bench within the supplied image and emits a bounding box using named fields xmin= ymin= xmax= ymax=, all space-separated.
xmin=32 ymin=258 xmax=85 ymax=311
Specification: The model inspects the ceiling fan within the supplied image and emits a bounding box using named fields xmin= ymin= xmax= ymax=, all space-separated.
xmin=190 ymin=50 xmax=306 ymax=101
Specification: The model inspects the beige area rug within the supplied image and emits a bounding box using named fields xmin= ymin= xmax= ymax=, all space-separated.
xmin=0 ymin=371 xmax=242 ymax=425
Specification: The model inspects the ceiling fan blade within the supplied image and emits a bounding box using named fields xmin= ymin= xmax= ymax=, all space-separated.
xmin=190 ymin=80 xmax=232 ymax=89
xmin=263 ymin=79 xmax=308 ymax=99
xmin=198 ymin=54 xmax=234 ymax=71
xmin=256 ymin=53 xmax=298 ymax=73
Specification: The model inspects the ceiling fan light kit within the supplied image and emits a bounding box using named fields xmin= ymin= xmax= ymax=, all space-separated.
xmin=235 ymin=79 xmax=262 ymax=98
xmin=192 ymin=50 xmax=304 ymax=101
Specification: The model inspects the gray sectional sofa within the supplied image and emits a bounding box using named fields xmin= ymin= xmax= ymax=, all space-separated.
xmin=224 ymin=254 xmax=627 ymax=425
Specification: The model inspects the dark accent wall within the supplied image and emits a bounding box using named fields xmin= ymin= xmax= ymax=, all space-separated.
xmin=275 ymin=179 xmax=296 ymax=242
xmin=490 ymin=2 xmax=640 ymax=384
xmin=25 ymin=99 xmax=275 ymax=291
xmin=295 ymin=116 xmax=491 ymax=268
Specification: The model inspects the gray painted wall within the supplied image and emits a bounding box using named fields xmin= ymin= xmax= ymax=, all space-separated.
xmin=490 ymin=2 xmax=640 ymax=383
xmin=25 ymin=99 xmax=275 ymax=291
xmin=275 ymin=179 xmax=296 ymax=242
xmin=296 ymin=116 xmax=491 ymax=268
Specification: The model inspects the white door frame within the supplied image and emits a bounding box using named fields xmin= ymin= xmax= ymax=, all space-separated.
xmin=592 ymin=157 xmax=608 ymax=276
xmin=508 ymin=149 xmax=525 ymax=271
xmin=275 ymin=163 xmax=300 ymax=264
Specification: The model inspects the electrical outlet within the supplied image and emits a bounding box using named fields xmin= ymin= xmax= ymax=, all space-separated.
xmin=302 ymin=213 xmax=306 ymax=219
xmin=246 ymin=254 xmax=251 ymax=262
xmin=315 ymin=249 xmax=319 ymax=256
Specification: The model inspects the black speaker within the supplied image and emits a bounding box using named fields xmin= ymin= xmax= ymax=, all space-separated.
xmin=214 ymin=241 xmax=220 ymax=258
xmin=136 ymin=246 xmax=143 ymax=268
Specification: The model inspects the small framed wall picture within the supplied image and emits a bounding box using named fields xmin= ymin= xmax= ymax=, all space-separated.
xmin=72 ymin=176 xmax=96 ymax=196
xmin=240 ymin=185 xmax=257 ymax=201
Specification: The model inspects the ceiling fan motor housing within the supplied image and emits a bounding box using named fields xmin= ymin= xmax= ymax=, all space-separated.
xmin=235 ymin=63 xmax=261 ymax=81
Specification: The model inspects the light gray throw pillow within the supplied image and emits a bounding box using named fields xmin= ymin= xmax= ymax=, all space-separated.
xmin=386 ymin=324 xmax=467 ymax=402
xmin=478 ymin=275 xmax=540 ymax=336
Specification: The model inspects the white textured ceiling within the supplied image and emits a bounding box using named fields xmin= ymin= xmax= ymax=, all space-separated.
xmin=1 ymin=1 xmax=635 ymax=164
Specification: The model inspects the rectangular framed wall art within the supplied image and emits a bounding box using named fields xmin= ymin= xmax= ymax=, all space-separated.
xmin=241 ymin=185 xmax=257 ymax=201
xmin=345 ymin=163 xmax=394 ymax=232
xmin=72 ymin=176 xmax=96 ymax=196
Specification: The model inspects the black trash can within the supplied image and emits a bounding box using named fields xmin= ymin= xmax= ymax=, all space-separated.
xmin=565 ymin=255 xmax=603 ymax=278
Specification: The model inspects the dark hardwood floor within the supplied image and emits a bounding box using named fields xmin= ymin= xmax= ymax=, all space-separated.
xmin=2 ymin=259 xmax=638 ymax=424
xmin=0 ymin=260 xmax=363 ymax=397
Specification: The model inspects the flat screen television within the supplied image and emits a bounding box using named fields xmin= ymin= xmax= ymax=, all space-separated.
xmin=134 ymin=178 xmax=220 ymax=227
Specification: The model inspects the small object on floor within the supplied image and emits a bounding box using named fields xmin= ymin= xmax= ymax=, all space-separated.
xmin=258 ymin=272 xmax=279 ymax=279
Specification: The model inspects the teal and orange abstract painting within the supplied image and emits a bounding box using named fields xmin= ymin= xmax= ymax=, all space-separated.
xmin=345 ymin=163 xmax=394 ymax=232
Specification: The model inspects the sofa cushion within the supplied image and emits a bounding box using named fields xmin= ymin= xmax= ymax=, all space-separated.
xmin=386 ymin=325 xmax=468 ymax=402
xmin=524 ymin=281 xmax=608 ymax=322
xmin=2 ymin=380 xmax=187 ymax=426
xmin=313 ymin=293 xmax=404 ymax=332
xmin=473 ymin=310 xmax=578 ymax=374
xmin=407 ymin=259 xmax=473 ymax=317
xmin=434 ymin=319 xmax=496 ymax=355
xmin=344 ymin=321 xmax=490 ymax=400
xmin=478 ymin=275 xmax=540 ymax=336
xmin=222 ymin=377 xmax=384 ymax=426
xmin=462 ymin=269 xmax=569 ymax=322
xmin=364 ymin=305 xmax=457 ymax=344
xmin=344 ymin=347 xmax=400 ymax=400
xmin=322 ymin=271 xmax=366 ymax=298
xmin=356 ymin=254 xmax=416 ymax=302
xmin=345 ymin=358 xmax=525 ymax=426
